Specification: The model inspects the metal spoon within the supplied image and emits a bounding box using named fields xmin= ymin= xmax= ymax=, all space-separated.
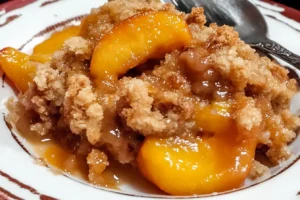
xmin=164 ymin=0 xmax=300 ymax=68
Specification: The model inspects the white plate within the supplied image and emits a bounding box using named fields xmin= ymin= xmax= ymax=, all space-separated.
xmin=0 ymin=0 xmax=300 ymax=199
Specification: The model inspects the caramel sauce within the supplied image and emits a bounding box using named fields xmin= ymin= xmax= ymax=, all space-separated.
xmin=12 ymin=107 xmax=161 ymax=193
xmin=42 ymin=141 xmax=89 ymax=180
xmin=40 ymin=140 xmax=162 ymax=193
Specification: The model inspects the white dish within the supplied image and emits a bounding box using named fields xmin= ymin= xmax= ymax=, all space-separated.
xmin=0 ymin=0 xmax=299 ymax=199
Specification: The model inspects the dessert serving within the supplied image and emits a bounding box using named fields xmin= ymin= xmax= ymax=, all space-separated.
xmin=0 ymin=0 xmax=299 ymax=196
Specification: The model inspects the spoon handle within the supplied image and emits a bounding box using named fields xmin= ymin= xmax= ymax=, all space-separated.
xmin=253 ymin=39 xmax=300 ymax=69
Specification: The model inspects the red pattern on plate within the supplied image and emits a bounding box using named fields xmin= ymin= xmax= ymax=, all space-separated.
xmin=40 ymin=0 xmax=60 ymax=7
xmin=0 ymin=0 xmax=300 ymax=22
xmin=0 ymin=0 xmax=299 ymax=199
xmin=0 ymin=169 xmax=58 ymax=200
xmin=0 ymin=14 xmax=21 ymax=28
xmin=263 ymin=0 xmax=300 ymax=22
xmin=0 ymin=187 xmax=22 ymax=200
xmin=0 ymin=0 xmax=36 ymax=14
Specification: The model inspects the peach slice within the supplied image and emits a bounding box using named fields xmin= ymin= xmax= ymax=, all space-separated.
xmin=137 ymin=131 xmax=256 ymax=195
xmin=138 ymin=102 xmax=257 ymax=195
xmin=31 ymin=26 xmax=80 ymax=63
xmin=90 ymin=11 xmax=192 ymax=80
xmin=195 ymin=102 xmax=233 ymax=135
xmin=0 ymin=27 xmax=80 ymax=92
xmin=0 ymin=47 xmax=35 ymax=92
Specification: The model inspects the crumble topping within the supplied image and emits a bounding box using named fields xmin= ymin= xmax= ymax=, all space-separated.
xmin=6 ymin=0 xmax=300 ymax=188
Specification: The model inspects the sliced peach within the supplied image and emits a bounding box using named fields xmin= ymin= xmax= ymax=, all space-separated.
xmin=90 ymin=11 xmax=192 ymax=80
xmin=31 ymin=26 xmax=80 ymax=63
xmin=0 ymin=47 xmax=35 ymax=92
xmin=195 ymin=102 xmax=233 ymax=135
xmin=138 ymin=102 xmax=257 ymax=195
xmin=137 ymin=131 xmax=256 ymax=195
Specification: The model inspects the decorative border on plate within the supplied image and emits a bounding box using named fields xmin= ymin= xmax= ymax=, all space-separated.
xmin=40 ymin=0 xmax=60 ymax=7
xmin=0 ymin=170 xmax=57 ymax=200
xmin=0 ymin=0 xmax=62 ymax=28
xmin=18 ymin=14 xmax=86 ymax=51
xmin=0 ymin=0 xmax=36 ymax=15
xmin=1 ymin=0 xmax=300 ymax=25
xmin=0 ymin=187 xmax=22 ymax=200
xmin=252 ymin=0 xmax=300 ymax=32
xmin=1 ymin=0 xmax=300 ymax=199
xmin=0 ymin=14 xmax=21 ymax=28
xmin=262 ymin=0 xmax=300 ymax=22
xmin=0 ymin=0 xmax=62 ymax=13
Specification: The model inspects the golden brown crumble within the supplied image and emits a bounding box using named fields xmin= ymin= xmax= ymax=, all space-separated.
xmin=249 ymin=160 xmax=270 ymax=179
xmin=87 ymin=149 xmax=109 ymax=185
xmin=118 ymin=78 xmax=168 ymax=135
xmin=6 ymin=0 xmax=300 ymax=189
xmin=64 ymin=73 xmax=103 ymax=144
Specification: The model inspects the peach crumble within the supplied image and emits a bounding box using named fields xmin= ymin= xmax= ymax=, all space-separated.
xmin=1 ymin=0 xmax=299 ymax=196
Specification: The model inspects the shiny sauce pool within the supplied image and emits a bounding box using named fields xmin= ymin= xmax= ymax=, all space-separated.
xmin=10 ymin=108 xmax=161 ymax=194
